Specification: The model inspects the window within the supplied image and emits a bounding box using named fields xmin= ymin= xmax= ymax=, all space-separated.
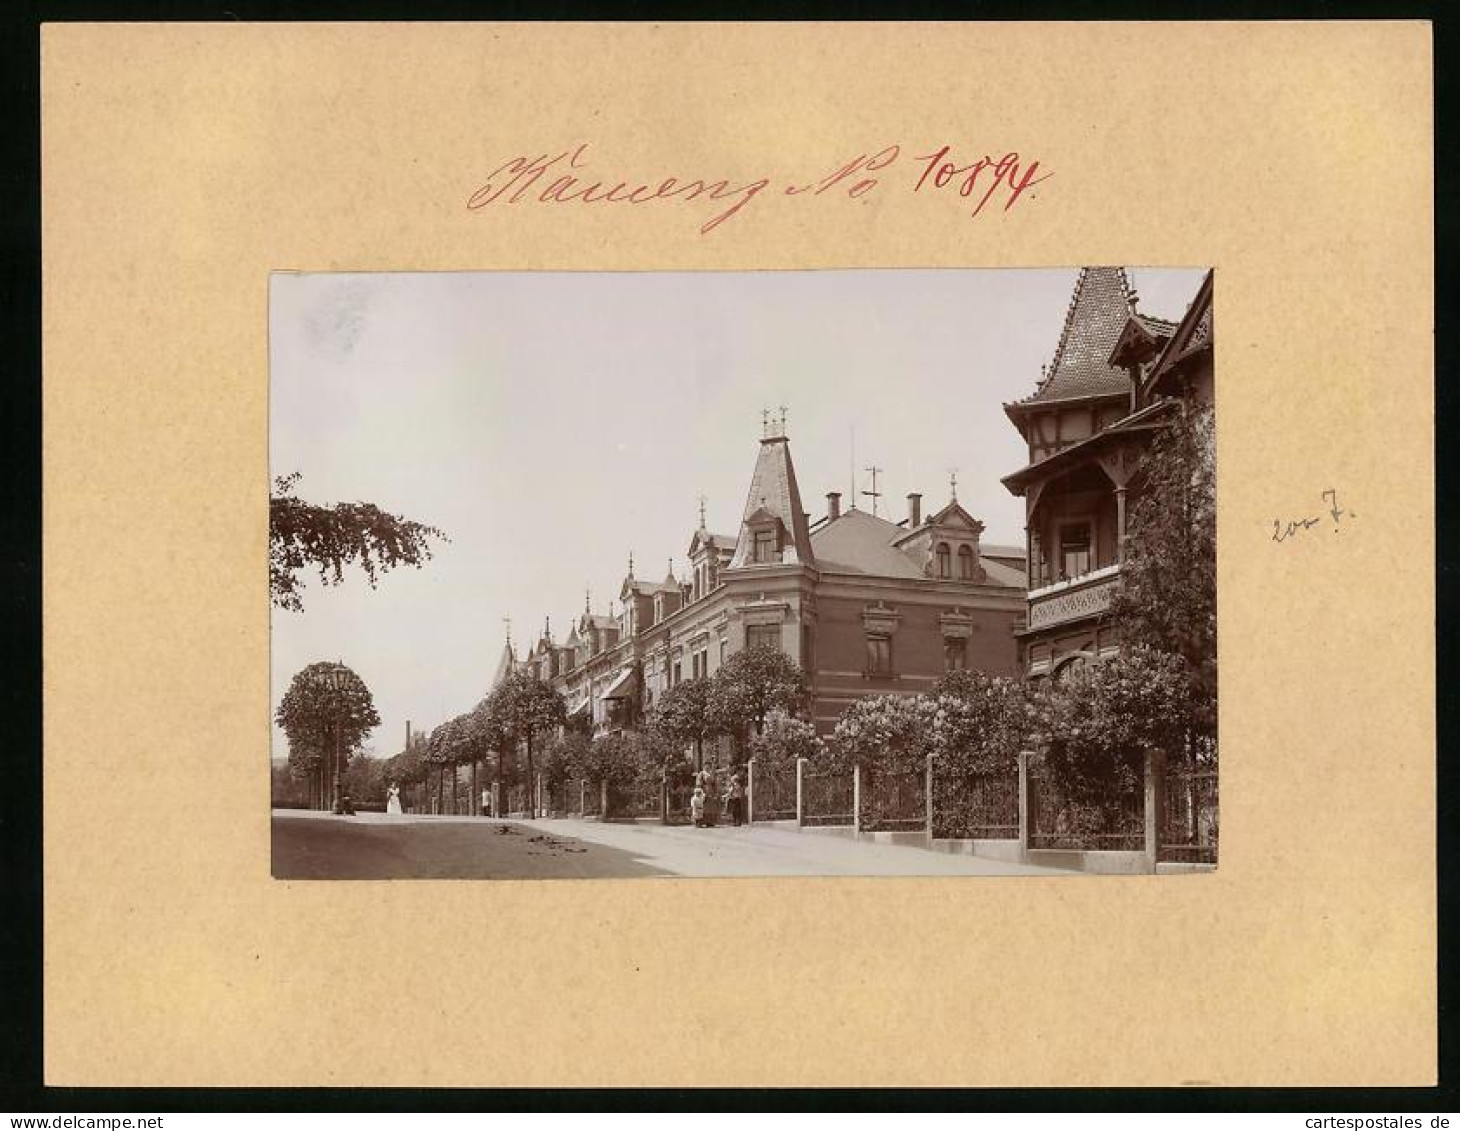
xmin=753 ymin=529 xmax=778 ymax=564
xmin=866 ymin=635 xmax=893 ymax=676
xmin=1059 ymin=523 xmax=1091 ymax=580
xmin=747 ymin=624 xmax=780 ymax=652
xmin=958 ymin=545 xmax=976 ymax=580
xmin=944 ymin=637 xmax=967 ymax=671
xmin=672 ymin=661 xmax=682 ymax=686
xmin=719 ymin=637 xmax=728 ymax=664
xmin=936 ymin=542 xmax=952 ymax=578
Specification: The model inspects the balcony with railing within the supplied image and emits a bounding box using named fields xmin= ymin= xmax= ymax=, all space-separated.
xmin=1025 ymin=562 xmax=1122 ymax=632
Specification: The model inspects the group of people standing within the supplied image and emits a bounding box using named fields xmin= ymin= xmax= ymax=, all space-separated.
xmin=689 ymin=765 xmax=746 ymax=828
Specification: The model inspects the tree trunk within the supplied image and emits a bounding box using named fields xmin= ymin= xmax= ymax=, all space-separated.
xmin=525 ymin=735 xmax=535 ymax=819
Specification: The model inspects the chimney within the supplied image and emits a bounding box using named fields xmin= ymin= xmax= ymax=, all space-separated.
xmin=908 ymin=493 xmax=922 ymax=526
xmin=826 ymin=492 xmax=842 ymax=520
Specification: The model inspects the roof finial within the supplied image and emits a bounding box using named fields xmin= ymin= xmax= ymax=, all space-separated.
xmin=503 ymin=614 xmax=513 ymax=648
xmin=1127 ymin=289 xmax=1139 ymax=314
xmin=544 ymin=615 xmax=551 ymax=638
xmin=627 ymin=551 xmax=635 ymax=578
xmin=778 ymin=404 xmax=788 ymax=435
xmin=761 ymin=408 xmax=770 ymax=438
xmin=584 ymin=587 xmax=591 ymax=616
xmin=949 ymin=468 xmax=959 ymax=502
xmin=697 ymin=493 xmax=707 ymax=529
xmin=667 ymin=556 xmax=674 ymax=577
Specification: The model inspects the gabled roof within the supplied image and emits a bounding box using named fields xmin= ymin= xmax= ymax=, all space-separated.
xmin=1109 ymin=310 xmax=1178 ymax=367
xmin=1145 ymin=269 xmax=1214 ymax=398
xmin=1007 ymin=268 xmax=1167 ymax=416
xmin=892 ymin=499 xmax=986 ymax=546
xmin=728 ymin=435 xmax=816 ymax=569
xmin=688 ymin=529 xmax=738 ymax=557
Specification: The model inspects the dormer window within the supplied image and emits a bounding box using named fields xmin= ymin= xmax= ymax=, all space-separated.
xmin=958 ymin=545 xmax=976 ymax=580
xmin=753 ymin=529 xmax=778 ymax=564
xmin=653 ymin=594 xmax=664 ymax=624
xmin=936 ymin=543 xmax=952 ymax=578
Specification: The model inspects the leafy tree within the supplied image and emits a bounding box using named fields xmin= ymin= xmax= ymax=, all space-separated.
xmin=707 ymin=645 xmax=808 ymax=757
xmin=748 ymin=708 xmax=822 ymax=768
xmin=926 ymin=671 xmax=1036 ymax=778
xmin=1106 ymin=402 xmax=1217 ymax=756
xmin=541 ymin=731 xmax=590 ymax=791
xmin=1039 ymin=644 xmax=1191 ymax=816
xmin=651 ymin=677 xmax=720 ymax=769
xmin=575 ymin=730 xmax=641 ymax=791
xmin=274 ymin=661 xmax=381 ymax=809
xmin=485 ymin=671 xmax=566 ymax=818
xmin=830 ymin=693 xmax=936 ymax=775
xmin=270 ymin=472 xmax=449 ymax=612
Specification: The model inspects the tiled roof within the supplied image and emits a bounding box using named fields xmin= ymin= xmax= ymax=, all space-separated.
xmin=1011 ymin=267 xmax=1141 ymax=408
xmin=1131 ymin=312 xmax=1178 ymax=337
xmin=981 ymin=543 xmax=1027 ymax=564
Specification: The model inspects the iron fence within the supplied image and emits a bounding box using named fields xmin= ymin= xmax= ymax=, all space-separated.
xmin=1028 ymin=765 xmax=1144 ymax=851
xmin=933 ymin=772 xmax=1020 ymax=840
xmin=607 ymin=775 xmax=662 ymax=821
xmin=546 ymin=778 xmax=584 ymax=818
xmin=860 ymin=768 xmax=926 ymax=832
xmin=801 ymin=768 xmax=854 ymax=826
xmin=1161 ymin=763 xmax=1219 ymax=864
xmin=751 ymin=763 xmax=797 ymax=821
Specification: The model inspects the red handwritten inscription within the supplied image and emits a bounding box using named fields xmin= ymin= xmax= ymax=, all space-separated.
xmin=912 ymin=146 xmax=1053 ymax=214
xmin=465 ymin=142 xmax=1052 ymax=235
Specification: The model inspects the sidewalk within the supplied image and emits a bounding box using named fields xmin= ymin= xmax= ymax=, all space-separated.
xmin=527 ymin=816 xmax=1072 ymax=877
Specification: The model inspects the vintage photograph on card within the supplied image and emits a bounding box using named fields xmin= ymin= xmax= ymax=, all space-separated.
xmin=269 ymin=266 xmax=1216 ymax=880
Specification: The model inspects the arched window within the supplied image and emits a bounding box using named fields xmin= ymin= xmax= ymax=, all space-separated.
xmin=936 ymin=542 xmax=952 ymax=578
xmin=958 ymin=545 xmax=976 ymax=579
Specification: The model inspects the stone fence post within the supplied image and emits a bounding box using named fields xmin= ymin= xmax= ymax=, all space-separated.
xmin=1143 ymin=747 xmax=1166 ymax=874
xmin=599 ymin=777 xmax=610 ymax=820
xmin=1017 ymin=751 xmax=1034 ymax=862
xmin=795 ymin=757 xmax=806 ymax=828
xmin=535 ymin=772 xmax=544 ymax=819
xmin=747 ymin=758 xmax=757 ymax=823
xmin=491 ymin=780 xmax=501 ymax=819
xmin=853 ymin=762 xmax=862 ymax=836
xmin=579 ymin=778 xmax=586 ymax=817
xmin=660 ymin=769 xmax=669 ymax=825
xmin=925 ymin=752 xmax=937 ymax=847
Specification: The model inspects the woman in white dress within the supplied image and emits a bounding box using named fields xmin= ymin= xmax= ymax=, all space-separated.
xmin=385 ymin=783 xmax=403 ymax=816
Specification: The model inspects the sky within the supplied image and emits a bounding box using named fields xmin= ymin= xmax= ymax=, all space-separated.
xmin=269 ymin=267 xmax=1207 ymax=761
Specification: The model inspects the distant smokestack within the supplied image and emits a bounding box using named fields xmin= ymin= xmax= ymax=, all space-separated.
xmin=827 ymin=492 xmax=842 ymax=520
xmin=908 ymin=493 xmax=922 ymax=526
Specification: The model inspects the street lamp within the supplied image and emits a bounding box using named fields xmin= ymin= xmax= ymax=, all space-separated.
xmin=323 ymin=663 xmax=352 ymax=815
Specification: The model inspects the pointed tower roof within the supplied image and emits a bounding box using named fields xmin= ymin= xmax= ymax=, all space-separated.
xmin=1007 ymin=267 xmax=1142 ymax=412
xmin=489 ymin=638 xmax=517 ymax=689
xmin=728 ymin=429 xmax=815 ymax=569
